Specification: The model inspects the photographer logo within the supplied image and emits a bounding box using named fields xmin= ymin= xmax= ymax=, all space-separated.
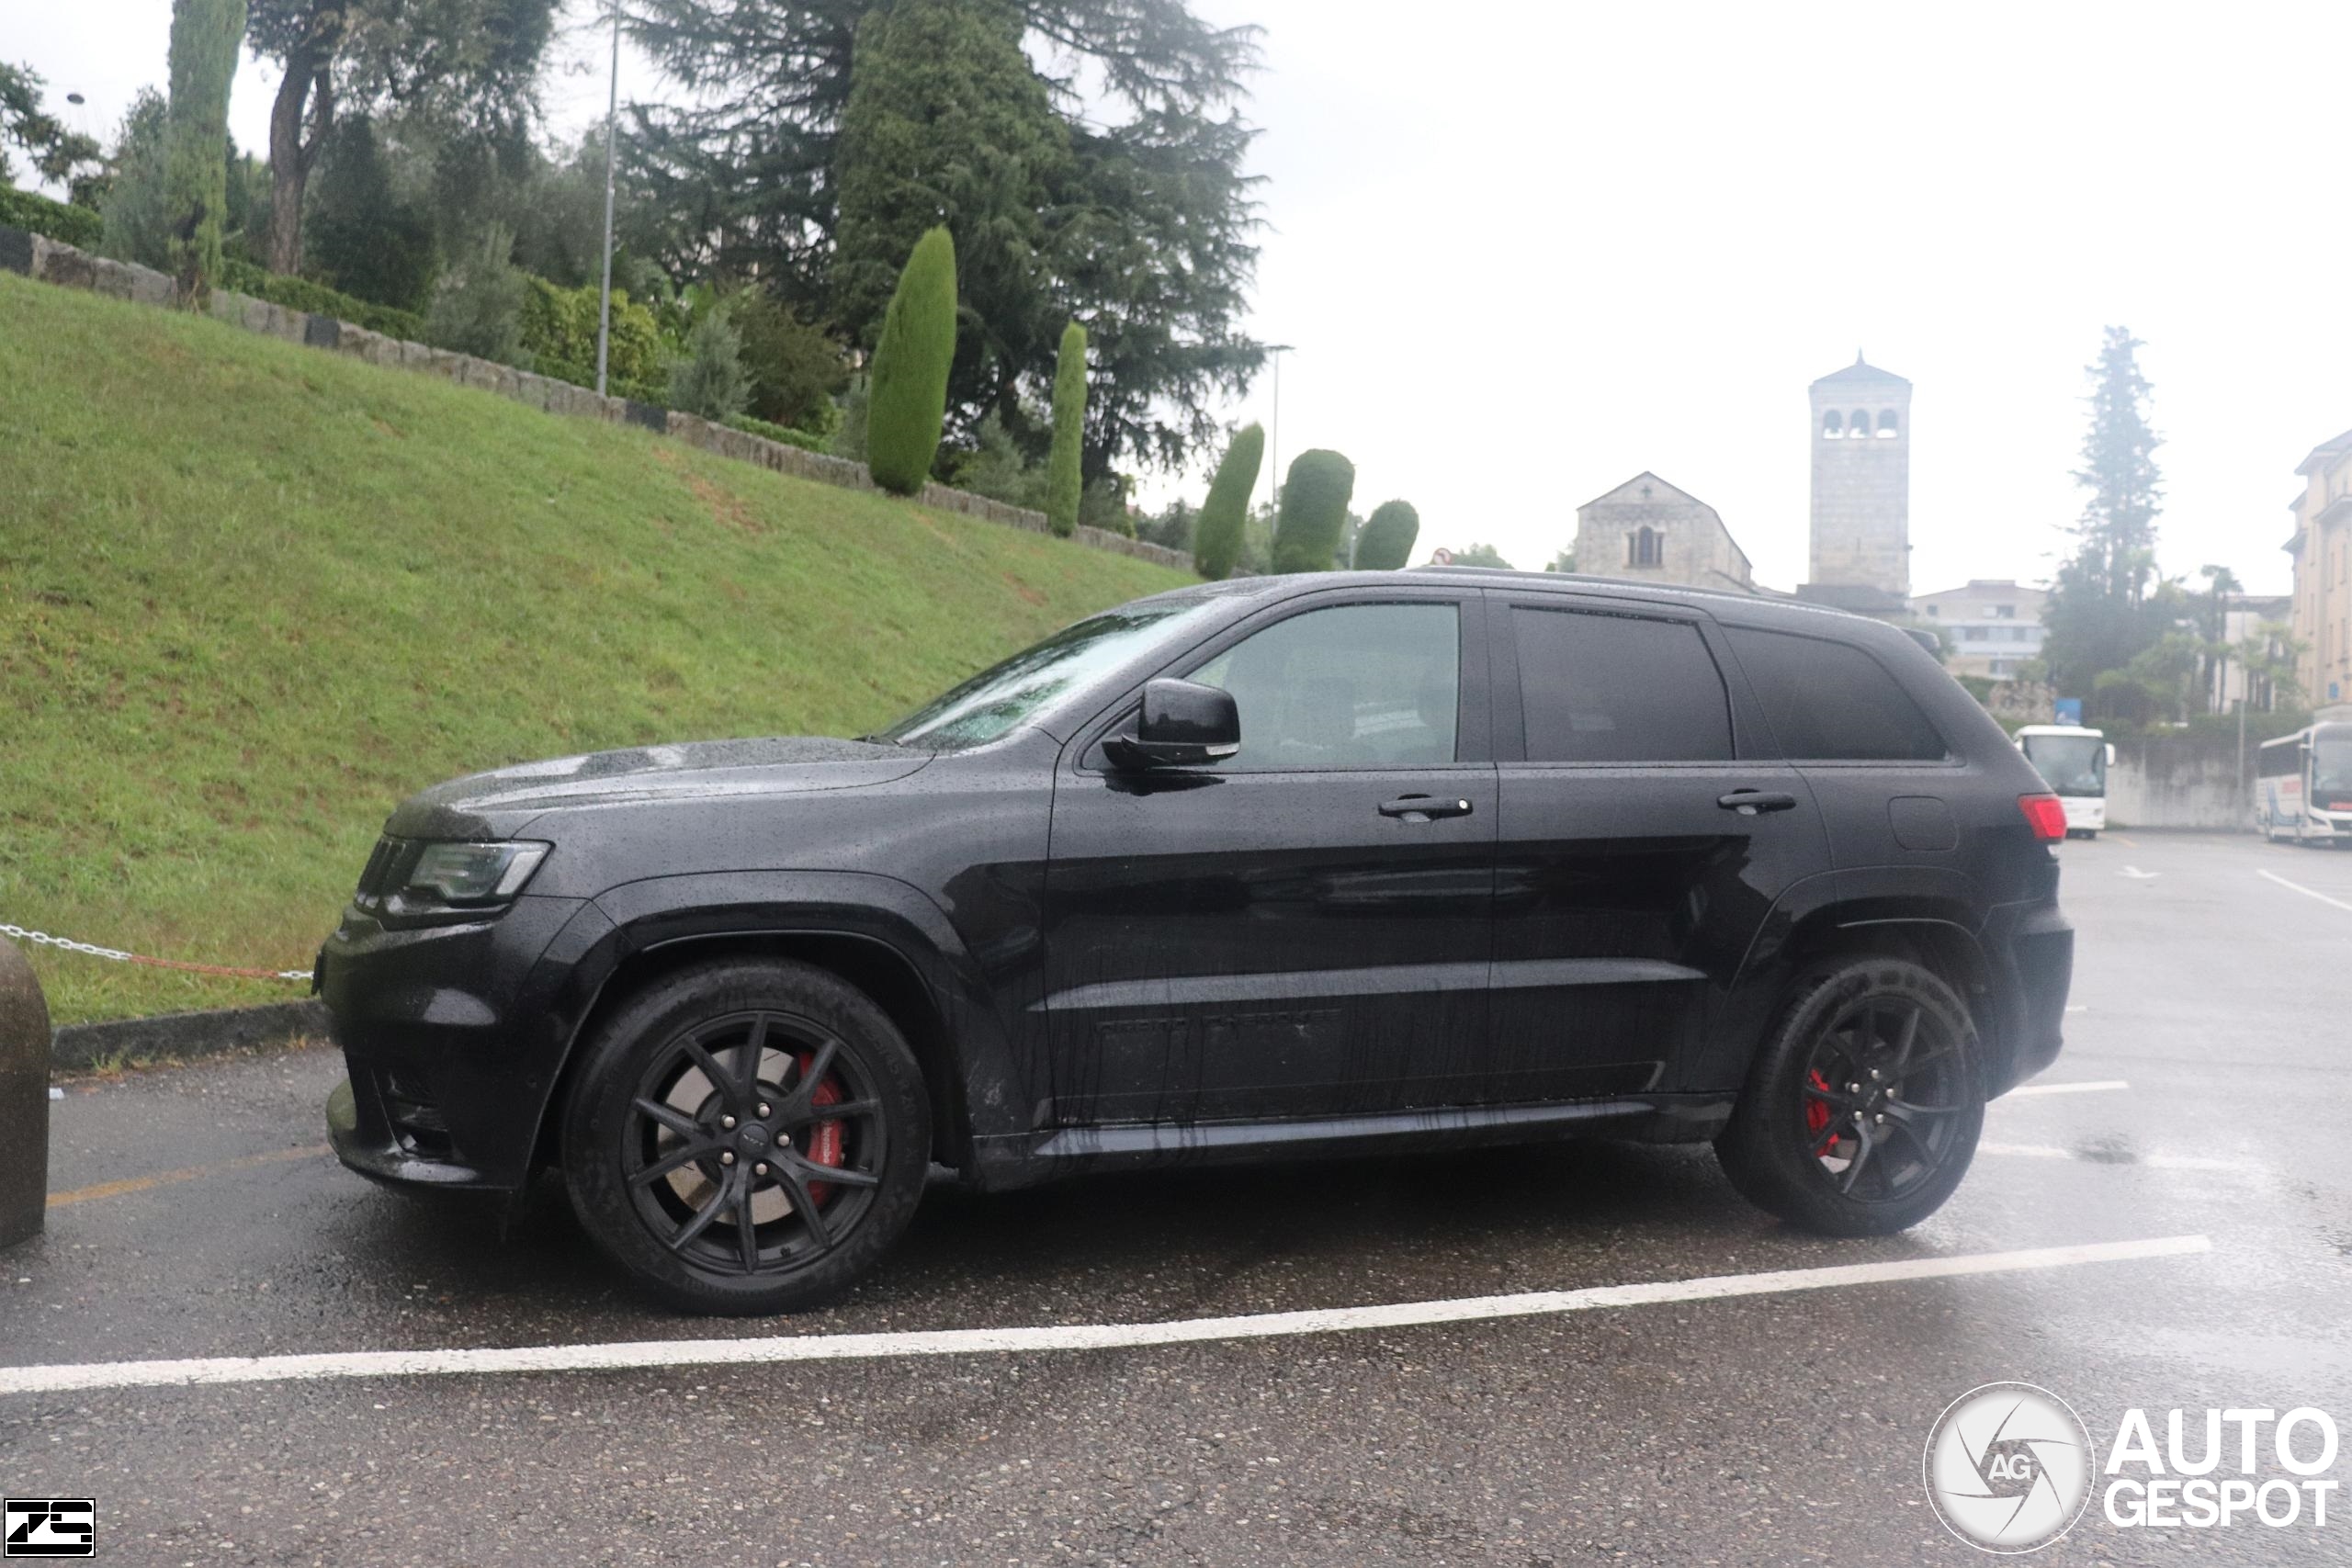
xmin=1923 ymin=1383 xmax=2095 ymax=1552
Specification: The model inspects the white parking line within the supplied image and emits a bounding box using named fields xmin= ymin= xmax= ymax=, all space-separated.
xmin=0 ymin=1235 xmax=2211 ymax=1396
xmin=2259 ymin=869 xmax=2352 ymax=915
xmin=1977 ymin=1143 xmax=2258 ymax=1174
xmin=2006 ymin=1079 xmax=2131 ymax=1098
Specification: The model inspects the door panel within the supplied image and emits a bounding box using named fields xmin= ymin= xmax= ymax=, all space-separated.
xmin=1042 ymin=595 xmax=1496 ymax=1124
xmin=1486 ymin=598 xmax=1833 ymax=1100
xmin=1043 ymin=767 xmax=1496 ymax=1122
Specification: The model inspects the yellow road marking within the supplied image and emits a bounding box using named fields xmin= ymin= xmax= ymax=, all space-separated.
xmin=47 ymin=1145 xmax=330 ymax=1209
xmin=2113 ymin=834 xmax=2140 ymax=847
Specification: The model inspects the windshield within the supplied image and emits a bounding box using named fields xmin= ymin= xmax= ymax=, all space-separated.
xmin=872 ymin=599 xmax=1228 ymax=751
xmin=2314 ymin=737 xmax=2352 ymax=799
xmin=2022 ymin=734 xmax=2107 ymax=797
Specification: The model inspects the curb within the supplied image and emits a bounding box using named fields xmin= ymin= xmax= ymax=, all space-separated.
xmin=51 ymin=999 xmax=330 ymax=1074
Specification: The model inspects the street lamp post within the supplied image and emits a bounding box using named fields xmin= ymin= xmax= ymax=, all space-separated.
xmin=594 ymin=7 xmax=622 ymax=398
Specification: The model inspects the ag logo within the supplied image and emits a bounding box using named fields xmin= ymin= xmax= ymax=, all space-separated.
xmin=1924 ymin=1383 xmax=2096 ymax=1552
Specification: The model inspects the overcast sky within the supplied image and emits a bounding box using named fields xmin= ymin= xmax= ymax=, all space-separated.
xmin=20 ymin=2 xmax=2350 ymax=595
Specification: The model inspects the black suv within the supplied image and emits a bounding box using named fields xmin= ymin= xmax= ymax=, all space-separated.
xmin=322 ymin=570 xmax=2075 ymax=1314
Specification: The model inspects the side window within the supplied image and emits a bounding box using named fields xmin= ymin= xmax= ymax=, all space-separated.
xmin=1512 ymin=607 xmax=1732 ymax=762
xmin=1186 ymin=603 xmax=1459 ymax=771
xmin=1725 ymin=626 xmax=1948 ymax=761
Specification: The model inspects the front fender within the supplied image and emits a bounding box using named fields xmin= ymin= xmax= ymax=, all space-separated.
xmin=516 ymin=869 xmax=1033 ymax=1178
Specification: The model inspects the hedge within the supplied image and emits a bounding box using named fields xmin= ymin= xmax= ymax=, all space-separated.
xmin=724 ymin=413 xmax=831 ymax=453
xmin=1271 ymin=449 xmax=1356 ymax=574
xmin=0 ymin=187 xmax=104 ymax=250
xmin=218 ymin=258 xmax=425 ymax=341
xmin=1192 ymin=423 xmax=1263 ymax=581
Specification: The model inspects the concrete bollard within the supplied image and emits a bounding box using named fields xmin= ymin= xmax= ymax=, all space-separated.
xmin=0 ymin=935 xmax=51 ymax=1249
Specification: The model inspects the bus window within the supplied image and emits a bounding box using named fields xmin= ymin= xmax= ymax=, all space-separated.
xmin=2315 ymin=731 xmax=2352 ymax=805
xmin=2021 ymin=733 xmax=2107 ymax=797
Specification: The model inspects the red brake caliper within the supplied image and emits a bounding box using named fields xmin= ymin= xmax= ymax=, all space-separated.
xmin=1805 ymin=1068 xmax=1836 ymax=1156
xmin=797 ymin=1050 xmax=844 ymax=1207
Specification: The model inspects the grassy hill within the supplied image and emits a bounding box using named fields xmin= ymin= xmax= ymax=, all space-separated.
xmin=0 ymin=275 xmax=1190 ymax=1025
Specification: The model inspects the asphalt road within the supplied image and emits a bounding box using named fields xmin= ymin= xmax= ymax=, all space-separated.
xmin=4 ymin=830 xmax=2348 ymax=1566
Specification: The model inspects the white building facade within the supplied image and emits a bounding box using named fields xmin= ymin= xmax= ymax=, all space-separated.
xmin=1910 ymin=580 xmax=2047 ymax=682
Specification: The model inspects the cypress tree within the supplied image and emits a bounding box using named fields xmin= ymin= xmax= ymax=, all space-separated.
xmin=1353 ymin=500 xmax=1419 ymax=570
xmin=1046 ymin=321 xmax=1087 ymax=536
xmin=865 ymin=226 xmax=959 ymax=495
xmin=1271 ymin=449 xmax=1355 ymax=575
xmin=160 ymin=0 xmax=247 ymax=302
xmin=1192 ymin=423 xmax=1263 ymax=580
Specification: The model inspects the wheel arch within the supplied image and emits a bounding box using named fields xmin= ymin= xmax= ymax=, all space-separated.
xmin=524 ymin=872 xmax=1030 ymax=1183
xmin=1721 ymin=876 xmax=2012 ymax=1094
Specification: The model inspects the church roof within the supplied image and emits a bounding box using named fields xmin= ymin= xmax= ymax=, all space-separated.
xmin=1811 ymin=353 xmax=1910 ymax=389
xmin=1577 ymin=471 xmax=1717 ymax=516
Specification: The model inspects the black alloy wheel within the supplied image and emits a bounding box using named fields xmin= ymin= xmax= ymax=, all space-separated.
xmin=623 ymin=1011 xmax=886 ymax=1275
xmin=1715 ymin=955 xmax=1985 ymax=1236
xmin=1794 ymin=995 xmax=1970 ymax=1207
xmin=563 ymin=958 xmax=931 ymax=1314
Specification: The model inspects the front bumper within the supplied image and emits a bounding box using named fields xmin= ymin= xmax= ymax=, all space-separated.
xmin=321 ymin=893 xmax=611 ymax=1193
xmin=2059 ymin=795 xmax=2106 ymax=832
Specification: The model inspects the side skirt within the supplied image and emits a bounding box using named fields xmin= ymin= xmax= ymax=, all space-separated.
xmin=965 ymin=1094 xmax=1736 ymax=1191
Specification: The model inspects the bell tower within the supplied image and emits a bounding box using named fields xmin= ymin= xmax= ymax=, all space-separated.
xmin=1807 ymin=354 xmax=1912 ymax=600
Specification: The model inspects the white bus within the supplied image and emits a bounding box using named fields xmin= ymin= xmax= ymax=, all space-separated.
xmin=2015 ymin=725 xmax=2113 ymax=839
xmin=2256 ymin=721 xmax=2352 ymax=846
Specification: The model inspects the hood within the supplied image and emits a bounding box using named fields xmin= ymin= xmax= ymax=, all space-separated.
xmin=385 ymin=736 xmax=932 ymax=840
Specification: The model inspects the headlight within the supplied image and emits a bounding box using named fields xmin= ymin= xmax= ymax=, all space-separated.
xmin=401 ymin=841 xmax=550 ymax=907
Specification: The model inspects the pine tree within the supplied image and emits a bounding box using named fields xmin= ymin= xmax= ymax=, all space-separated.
xmin=160 ymin=0 xmax=247 ymax=301
xmin=865 ymin=227 xmax=959 ymax=495
xmin=1353 ymin=500 xmax=1419 ymax=570
xmin=2071 ymin=326 xmax=2164 ymax=605
xmin=1046 ymin=322 xmax=1088 ymax=536
xmin=1192 ymin=423 xmax=1262 ymax=580
xmin=1270 ymin=450 xmax=1354 ymax=574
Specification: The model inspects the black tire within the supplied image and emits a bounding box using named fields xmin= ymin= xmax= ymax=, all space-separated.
xmin=562 ymin=957 xmax=931 ymax=1314
xmin=1715 ymin=956 xmax=1984 ymax=1236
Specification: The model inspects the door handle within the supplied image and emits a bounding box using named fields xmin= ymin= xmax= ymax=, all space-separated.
xmin=1380 ymin=794 xmax=1474 ymax=822
xmin=1718 ymin=789 xmax=1799 ymax=817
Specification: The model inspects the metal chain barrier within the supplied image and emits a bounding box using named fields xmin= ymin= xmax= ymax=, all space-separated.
xmin=0 ymin=923 xmax=311 ymax=983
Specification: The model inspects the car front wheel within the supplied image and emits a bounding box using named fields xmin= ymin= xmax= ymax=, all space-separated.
xmin=1715 ymin=956 xmax=1984 ymax=1236
xmin=562 ymin=957 xmax=931 ymax=1314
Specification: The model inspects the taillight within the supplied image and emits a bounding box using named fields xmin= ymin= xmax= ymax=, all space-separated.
xmin=2018 ymin=794 xmax=2067 ymax=842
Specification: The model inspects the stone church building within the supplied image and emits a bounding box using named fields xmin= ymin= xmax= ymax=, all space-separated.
xmin=1572 ymin=473 xmax=1753 ymax=592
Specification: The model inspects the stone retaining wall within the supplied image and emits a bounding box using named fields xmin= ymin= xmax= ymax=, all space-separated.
xmin=0 ymin=226 xmax=1193 ymax=574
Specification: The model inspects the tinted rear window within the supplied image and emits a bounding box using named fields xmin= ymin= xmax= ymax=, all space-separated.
xmin=1512 ymin=607 xmax=1733 ymax=762
xmin=1726 ymin=626 xmax=1947 ymax=761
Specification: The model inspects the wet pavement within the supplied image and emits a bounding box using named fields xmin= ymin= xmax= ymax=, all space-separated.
xmin=3 ymin=830 xmax=2348 ymax=1565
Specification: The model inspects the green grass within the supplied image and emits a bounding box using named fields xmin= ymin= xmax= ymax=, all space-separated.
xmin=0 ymin=275 xmax=1190 ymax=1024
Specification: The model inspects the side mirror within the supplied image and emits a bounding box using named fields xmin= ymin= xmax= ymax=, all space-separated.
xmin=2106 ymin=744 xmax=2117 ymax=766
xmin=1102 ymin=678 xmax=1240 ymax=771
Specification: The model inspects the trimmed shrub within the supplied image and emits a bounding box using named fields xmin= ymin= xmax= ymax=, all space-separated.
xmin=0 ymin=186 xmax=102 ymax=248
xmin=1191 ymin=423 xmax=1263 ymax=580
xmin=1271 ymin=449 xmax=1356 ymax=575
xmin=218 ymin=257 xmax=424 ymax=340
xmin=865 ymin=225 xmax=957 ymax=494
xmin=161 ymin=0 xmax=247 ymax=300
xmin=1046 ymin=321 xmax=1086 ymax=536
xmin=668 ymin=307 xmax=752 ymax=420
xmin=1353 ymin=499 xmax=1419 ymax=570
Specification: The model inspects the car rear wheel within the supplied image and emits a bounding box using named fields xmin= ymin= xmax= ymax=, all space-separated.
xmin=1715 ymin=956 xmax=1984 ymax=1236
xmin=562 ymin=957 xmax=931 ymax=1314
